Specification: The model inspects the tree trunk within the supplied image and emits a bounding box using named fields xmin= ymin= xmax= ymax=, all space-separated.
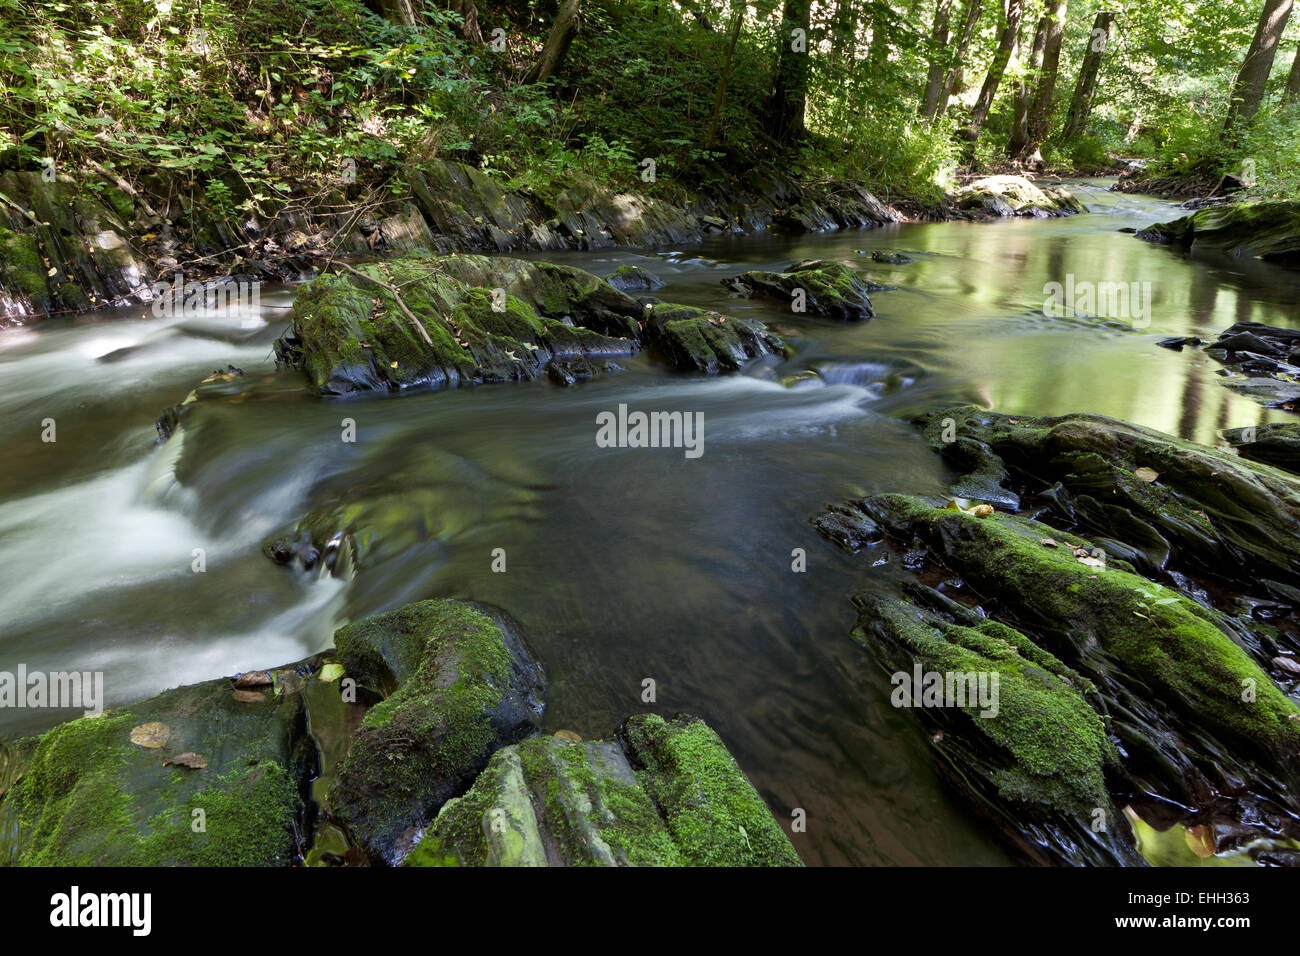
xmin=705 ymin=7 xmax=746 ymax=149
xmin=1007 ymin=5 xmax=1050 ymax=157
xmin=1026 ymin=0 xmax=1067 ymax=145
xmin=376 ymin=0 xmax=422 ymax=25
xmin=524 ymin=0 xmax=582 ymax=84
xmin=768 ymin=0 xmax=813 ymax=144
xmin=1283 ymin=45 xmax=1300 ymax=105
xmin=920 ymin=0 xmax=955 ymax=120
xmin=939 ymin=0 xmax=983 ymax=116
xmin=1058 ymin=10 xmax=1112 ymax=143
xmin=448 ymin=0 xmax=484 ymax=44
xmin=962 ymin=0 xmax=1026 ymax=140
xmin=1223 ymin=0 xmax=1294 ymax=133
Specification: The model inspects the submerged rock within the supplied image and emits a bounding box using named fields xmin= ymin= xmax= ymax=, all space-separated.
xmin=953 ymin=176 xmax=1086 ymax=219
xmin=407 ymin=714 xmax=802 ymax=866
xmin=1136 ymin=200 xmax=1300 ymax=264
xmin=0 ymin=658 xmax=327 ymax=865
xmin=723 ymin=259 xmax=878 ymax=320
xmin=324 ymin=599 xmax=546 ymax=865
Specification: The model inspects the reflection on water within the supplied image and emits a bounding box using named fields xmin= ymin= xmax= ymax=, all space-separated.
xmin=1 ymin=181 xmax=1297 ymax=865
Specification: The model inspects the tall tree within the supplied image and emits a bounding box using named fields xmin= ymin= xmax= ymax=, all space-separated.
xmin=1058 ymin=10 xmax=1113 ymax=144
xmin=962 ymin=0 xmax=1026 ymax=140
xmin=920 ymin=0 xmax=955 ymax=120
xmin=1026 ymin=0 xmax=1067 ymax=144
xmin=1008 ymin=3 xmax=1051 ymax=157
xmin=523 ymin=0 xmax=582 ymax=84
xmin=1223 ymin=0 xmax=1294 ymax=132
xmin=705 ymin=3 xmax=748 ymax=148
xmin=768 ymin=0 xmax=813 ymax=143
xmin=1283 ymin=44 xmax=1300 ymax=105
xmin=939 ymin=0 xmax=984 ymax=117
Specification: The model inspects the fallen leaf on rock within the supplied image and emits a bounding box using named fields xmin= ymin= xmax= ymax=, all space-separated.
xmin=233 ymin=671 xmax=273 ymax=688
xmin=129 ymin=722 xmax=170 ymax=749
xmin=1134 ymin=467 xmax=1159 ymax=483
xmin=553 ymin=729 xmax=582 ymax=742
xmin=1184 ymin=825 xmax=1216 ymax=859
xmin=232 ymin=689 xmax=266 ymax=703
xmin=319 ymin=662 xmax=345 ymax=683
xmin=971 ymin=504 xmax=994 ymax=517
xmin=1040 ymin=538 xmax=1057 ymax=548
xmin=163 ymin=752 xmax=208 ymax=769
xmin=1273 ymin=656 xmax=1300 ymax=675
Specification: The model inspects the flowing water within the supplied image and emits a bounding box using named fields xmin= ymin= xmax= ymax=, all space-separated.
xmin=2 ymin=180 xmax=1298 ymax=866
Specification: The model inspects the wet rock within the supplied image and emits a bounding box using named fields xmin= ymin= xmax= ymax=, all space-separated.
xmin=723 ymin=260 xmax=877 ymax=320
xmin=0 ymin=657 xmax=328 ymax=865
xmin=811 ymin=504 xmax=883 ymax=551
xmin=1223 ymin=422 xmax=1300 ymax=476
xmin=1156 ymin=336 xmax=1201 ymax=350
xmin=153 ymin=366 xmax=245 ymax=445
xmin=953 ymin=176 xmax=1086 ymax=219
xmin=324 ymin=599 xmax=546 ymax=866
xmin=915 ymin=405 xmax=1300 ymax=589
xmin=867 ymin=251 xmax=915 ymax=264
xmin=407 ymin=714 xmax=801 ymax=866
xmin=1136 ymin=200 xmax=1300 ymax=264
xmin=276 ymin=256 xmax=639 ymax=395
xmin=854 ymin=594 xmax=1142 ymax=865
xmin=604 ymin=264 xmax=666 ymax=292
xmin=641 ymin=302 xmax=782 ymax=372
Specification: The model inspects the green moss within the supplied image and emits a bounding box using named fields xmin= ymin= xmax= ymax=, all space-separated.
xmin=0 ymin=227 xmax=48 ymax=299
xmin=865 ymin=495 xmax=1300 ymax=767
xmin=621 ymin=714 xmax=802 ymax=866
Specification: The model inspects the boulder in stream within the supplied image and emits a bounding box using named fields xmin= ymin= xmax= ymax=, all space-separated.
xmin=323 ymin=599 xmax=547 ymax=865
xmin=0 ymin=658 xmax=327 ymax=866
xmin=406 ymin=714 xmax=802 ymax=866
xmin=952 ymin=176 xmax=1087 ymax=219
xmin=641 ymin=302 xmax=784 ymax=373
xmin=723 ymin=259 xmax=878 ymax=320
xmin=1136 ymin=200 xmax=1300 ymax=264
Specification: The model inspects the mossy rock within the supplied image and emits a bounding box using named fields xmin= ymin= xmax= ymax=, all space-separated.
xmin=642 ymin=302 xmax=783 ymax=372
xmin=916 ymin=405 xmax=1300 ymax=590
xmin=1136 ymin=200 xmax=1300 ymax=264
xmin=953 ymin=176 xmax=1086 ymax=219
xmin=855 ymin=495 xmax=1300 ymax=783
xmin=723 ymin=259 xmax=877 ymax=320
xmin=277 ymin=256 xmax=638 ymax=394
xmin=324 ymin=599 xmax=546 ymax=865
xmin=0 ymin=661 xmax=324 ymax=866
xmin=408 ymin=714 xmax=802 ymax=867
xmin=855 ymin=595 xmax=1143 ymax=864
xmin=605 ymin=264 xmax=665 ymax=292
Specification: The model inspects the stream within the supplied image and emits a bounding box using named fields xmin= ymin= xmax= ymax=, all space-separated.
xmin=2 ymin=180 xmax=1298 ymax=866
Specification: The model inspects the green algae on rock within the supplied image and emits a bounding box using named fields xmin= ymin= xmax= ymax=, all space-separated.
xmin=723 ymin=259 xmax=878 ymax=320
xmin=407 ymin=714 xmax=801 ymax=867
xmin=324 ymin=599 xmax=546 ymax=865
xmin=1136 ymin=200 xmax=1300 ymax=264
xmin=0 ymin=660 xmax=326 ymax=866
xmin=641 ymin=302 xmax=783 ymax=373
xmin=916 ymin=405 xmax=1300 ymax=591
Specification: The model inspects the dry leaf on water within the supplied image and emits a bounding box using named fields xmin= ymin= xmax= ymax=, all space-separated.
xmin=1184 ymin=825 xmax=1216 ymax=858
xmin=163 ymin=752 xmax=209 ymax=769
xmin=129 ymin=722 xmax=170 ymax=749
